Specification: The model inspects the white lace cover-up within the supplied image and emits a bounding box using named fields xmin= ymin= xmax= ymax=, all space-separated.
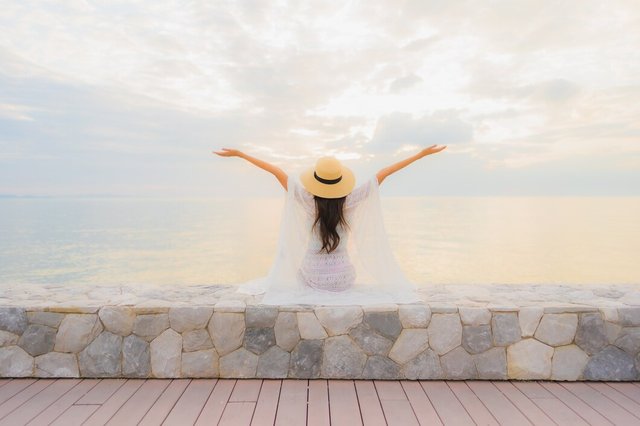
xmin=292 ymin=181 xmax=371 ymax=292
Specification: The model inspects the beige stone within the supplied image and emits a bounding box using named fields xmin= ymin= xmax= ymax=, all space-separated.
xmin=389 ymin=329 xmax=430 ymax=364
xmin=150 ymin=329 xmax=182 ymax=378
xmin=99 ymin=307 xmax=136 ymax=336
xmin=551 ymin=345 xmax=588 ymax=380
xmin=459 ymin=308 xmax=491 ymax=326
xmin=297 ymin=312 xmax=328 ymax=339
xmin=54 ymin=314 xmax=103 ymax=353
xmin=398 ymin=305 xmax=431 ymax=328
xmin=315 ymin=306 xmax=363 ymax=336
xmin=534 ymin=314 xmax=578 ymax=346
xmin=518 ymin=307 xmax=544 ymax=337
xmin=507 ymin=339 xmax=553 ymax=379
xmin=428 ymin=314 xmax=462 ymax=355
xmin=209 ymin=312 xmax=245 ymax=356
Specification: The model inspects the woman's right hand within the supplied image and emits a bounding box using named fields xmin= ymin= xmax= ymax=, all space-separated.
xmin=420 ymin=144 xmax=447 ymax=157
xmin=213 ymin=148 xmax=242 ymax=157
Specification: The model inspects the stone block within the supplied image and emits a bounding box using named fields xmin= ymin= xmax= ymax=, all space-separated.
xmin=182 ymin=349 xmax=218 ymax=377
xmin=123 ymin=335 xmax=151 ymax=377
xmin=0 ymin=331 xmax=18 ymax=346
xmin=615 ymin=328 xmax=640 ymax=354
xmin=507 ymin=339 xmax=553 ymax=379
xmin=441 ymin=346 xmax=477 ymax=379
xmin=133 ymin=314 xmax=169 ymax=341
xmin=219 ymin=347 xmax=258 ymax=378
xmin=492 ymin=313 xmax=520 ymax=346
xmin=244 ymin=327 xmax=276 ymax=355
xmin=99 ymin=307 xmax=136 ymax=336
xmin=402 ymin=349 xmax=443 ymax=380
xmin=518 ymin=307 xmax=543 ymax=337
xmin=55 ymin=314 xmax=103 ymax=353
xmin=584 ymin=346 xmax=637 ymax=380
xmin=0 ymin=307 xmax=28 ymax=335
xmin=18 ymin=324 xmax=56 ymax=356
xmin=27 ymin=311 xmax=64 ymax=328
xmin=362 ymin=356 xmax=401 ymax=379
xmin=474 ymin=348 xmax=507 ymax=379
xmin=459 ymin=308 xmax=491 ymax=326
xmin=209 ymin=312 xmax=245 ymax=356
xmin=534 ymin=314 xmax=578 ymax=347
xmin=398 ymin=305 xmax=431 ymax=328
xmin=290 ymin=339 xmax=323 ymax=378
xmin=619 ymin=308 xmax=640 ymax=326
xmin=552 ymin=345 xmax=588 ymax=380
xmin=245 ymin=306 xmax=279 ymax=328
xmin=273 ymin=312 xmax=300 ymax=352
xmin=183 ymin=329 xmax=213 ymax=352
xmin=0 ymin=346 xmax=33 ymax=377
xmin=575 ymin=313 xmax=608 ymax=354
xmin=388 ymin=329 xmax=430 ymax=364
xmin=150 ymin=329 xmax=182 ymax=378
xmin=257 ymin=345 xmax=290 ymax=378
xmin=462 ymin=325 xmax=492 ymax=354
xmin=428 ymin=314 xmax=462 ymax=355
xmin=78 ymin=331 xmax=122 ymax=377
xmin=363 ymin=311 xmax=402 ymax=341
xmin=321 ymin=335 xmax=366 ymax=378
xmin=315 ymin=306 xmax=363 ymax=336
xmin=35 ymin=352 xmax=79 ymax=378
xmin=297 ymin=312 xmax=328 ymax=339
xmin=169 ymin=307 xmax=213 ymax=333
xmin=349 ymin=322 xmax=393 ymax=356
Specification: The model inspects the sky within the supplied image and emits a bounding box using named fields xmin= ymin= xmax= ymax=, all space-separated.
xmin=1 ymin=0 xmax=639 ymax=197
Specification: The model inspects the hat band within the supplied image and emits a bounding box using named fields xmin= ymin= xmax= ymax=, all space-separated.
xmin=314 ymin=171 xmax=342 ymax=185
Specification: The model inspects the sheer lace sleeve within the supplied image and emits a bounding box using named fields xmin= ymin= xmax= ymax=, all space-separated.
xmin=288 ymin=175 xmax=315 ymax=215
xmin=345 ymin=176 xmax=376 ymax=210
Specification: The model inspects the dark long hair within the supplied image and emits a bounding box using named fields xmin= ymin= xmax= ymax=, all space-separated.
xmin=312 ymin=196 xmax=350 ymax=254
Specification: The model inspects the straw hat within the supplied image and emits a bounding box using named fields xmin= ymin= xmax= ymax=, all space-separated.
xmin=301 ymin=156 xmax=355 ymax=199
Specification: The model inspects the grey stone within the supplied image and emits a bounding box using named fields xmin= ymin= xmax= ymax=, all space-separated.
xmin=0 ymin=330 xmax=18 ymax=346
xmin=348 ymin=322 xmax=393 ymax=356
xmin=274 ymin=312 xmax=300 ymax=352
xmin=244 ymin=327 xmax=276 ymax=355
xmin=123 ymin=335 xmax=150 ymax=377
xmin=169 ymin=307 xmax=213 ymax=333
xmin=321 ymin=335 xmax=366 ymax=378
xmin=519 ymin=307 xmax=544 ymax=337
xmin=534 ymin=314 xmax=578 ymax=347
xmin=246 ymin=306 xmax=279 ymax=328
xmin=584 ymin=346 xmax=637 ymax=380
xmin=0 ymin=346 xmax=33 ymax=376
xmin=605 ymin=322 xmax=623 ymax=344
xmin=257 ymin=345 xmax=290 ymax=378
xmin=362 ymin=356 xmax=401 ymax=379
xmin=388 ymin=329 xmax=430 ymax=364
xmin=78 ymin=331 xmax=122 ymax=377
xmin=219 ymin=347 xmax=258 ymax=378
xmin=492 ymin=313 xmax=520 ymax=346
xmin=182 ymin=329 xmax=213 ymax=352
xmin=35 ymin=352 xmax=79 ymax=378
xmin=209 ymin=312 xmax=245 ymax=356
xmin=28 ymin=311 xmax=64 ymax=328
xmin=441 ymin=346 xmax=477 ymax=379
xmin=402 ymin=349 xmax=443 ymax=379
xmin=398 ymin=305 xmax=431 ymax=328
xmin=552 ymin=345 xmax=588 ymax=380
xmin=619 ymin=308 xmax=640 ymax=326
xmin=615 ymin=328 xmax=640 ymax=354
xmin=507 ymin=339 xmax=554 ymax=379
xmin=474 ymin=348 xmax=507 ymax=379
xmin=297 ymin=312 xmax=328 ymax=339
xmin=315 ymin=306 xmax=363 ymax=336
xmin=150 ymin=329 xmax=182 ymax=378
xmin=363 ymin=311 xmax=402 ymax=340
xmin=575 ymin=313 xmax=608 ymax=354
xmin=99 ymin=307 xmax=136 ymax=336
xmin=133 ymin=314 xmax=169 ymax=341
xmin=55 ymin=314 xmax=103 ymax=353
xmin=181 ymin=349 xmax=218 ymax=377
xmin=462 ymin=325 xmax=492 ymax=354
xmin=459 ymin=308 xmax=491 ymax=326
xmin=428 ymin=314 xmax=462 ymax=355
xmin=290 ymin=339 xmax=323 ymax=378
xmin=0 ymin=307 xmax=28 ymax=335
xmin=18 ymin=324 xmax=56 ymax=356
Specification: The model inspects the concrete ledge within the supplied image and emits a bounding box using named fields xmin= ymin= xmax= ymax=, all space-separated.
xmin=1 ymin=284 xmax=639 ymax=380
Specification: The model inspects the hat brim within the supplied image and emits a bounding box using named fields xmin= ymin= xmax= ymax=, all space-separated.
xmin=300 ymin=166 xmax=355 ymax=199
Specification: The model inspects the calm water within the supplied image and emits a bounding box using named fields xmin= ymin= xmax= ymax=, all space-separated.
xmin=1 ymin=197 xmax=639 ymax=286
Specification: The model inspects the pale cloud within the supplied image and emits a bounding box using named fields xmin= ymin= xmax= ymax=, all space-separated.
xmin=0 ymin=0 xmax=639 ymax=196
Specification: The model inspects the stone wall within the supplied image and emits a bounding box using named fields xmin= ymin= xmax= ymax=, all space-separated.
xmin=1 ymin=302 xmax=639 ymax=380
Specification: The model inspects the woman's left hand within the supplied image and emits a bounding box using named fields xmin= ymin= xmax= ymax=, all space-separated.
xmin=213 ymin=148 xmax=242 ymax=157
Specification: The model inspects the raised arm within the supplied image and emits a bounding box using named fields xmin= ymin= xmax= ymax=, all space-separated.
xmin=213 ymin=148 xmax=288 ymax=190
xmin=376 ymin=144 xmax=447 ymax=185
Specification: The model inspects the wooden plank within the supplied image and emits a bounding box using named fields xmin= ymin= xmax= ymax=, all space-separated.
xmin=105 ymin=379 xmax=170 ymax=425
xmin=275 ymin=379 xmax=308 ymax=426
xmin=375 ymin=380 xmax=407 ymax=401
xmin=448 ymin=382 xmax=498 ymax=426
xmin=219 ymin=401 xmax=256 ymax=425
xmin=608 ymin=382 xmax=640 ymax=405
xmin=163 ymin=379 xmax=217 ymax=426
xmin=229 ymin=379 xmax=262 ymax=402
xmin=0 ymin=379 xmax=80 ymax=426
xmin=540 ymin=382 xmax=612 ymax=426
xmin=75 ymin=378 xmax=126 ymax=405
xmin=308 ymin=380 xmax=330 ymax=426
xmin=0 ymin=381 xmax=10 ymax=389
xmin=355 ymin=381 xmax=386 ymax=426
xmin=465 ymin=381 xmax=531 ymax=425
xmin=50 ymin=405 xmax=99 ymax=426
xmin=532 ymin=398 xmax=589 ymax=426
xmin=513 ymin=382 xmax=555 ymax=399
xmin=250 ymin=380 xmax=281 ymax=426
xmin=329 ymin=380 xmax=362 ymax=426
xmin=492 ymin=381 xmax=554 ymax=425
xmin=401 ymin=381 xmax=442 ymax=426
xmin=562 ymin=382 xmax=640 ymax=425
xmin=420 ymin=381 xmax=474 ymax=426
xmin=139 ymin=379 xmax=190 ymax=426
xmin=83 ymin=379 xmax=145 ymax=426
xmin=381 ymin=400 xmax=419 ymax=426
xmin=589 ymin=382 xmax=640 ymax=418
xmin=0 ymin=379 xmax=54 ymax=419
xmin=194 ymin=379 xmax=235 ymax=426
xmin=27 ymin=379 xmax=100 ymax=426
xmin=0 ymin=379 xmax=36 ymax=405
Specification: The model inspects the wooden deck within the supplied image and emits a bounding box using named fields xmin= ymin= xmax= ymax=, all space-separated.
xmin=2 ymin=379 xmax=640 ymax=425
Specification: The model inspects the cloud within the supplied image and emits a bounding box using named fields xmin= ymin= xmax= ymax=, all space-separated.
xmin=389 ymin=74 xmax=423 ymax=93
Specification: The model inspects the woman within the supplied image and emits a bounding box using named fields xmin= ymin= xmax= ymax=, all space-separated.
xmin=213 ymin=145 xmax=447 ymax=305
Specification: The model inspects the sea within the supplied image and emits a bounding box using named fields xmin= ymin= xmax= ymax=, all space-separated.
xmin=1 ymin=197 xmax=639 ymax=287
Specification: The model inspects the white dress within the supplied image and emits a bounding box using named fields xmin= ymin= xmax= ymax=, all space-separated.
xmin=235 ymin=173 xmax=422 ymax=306
xmin=293 ymin=181 xmax=371 ymax=292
